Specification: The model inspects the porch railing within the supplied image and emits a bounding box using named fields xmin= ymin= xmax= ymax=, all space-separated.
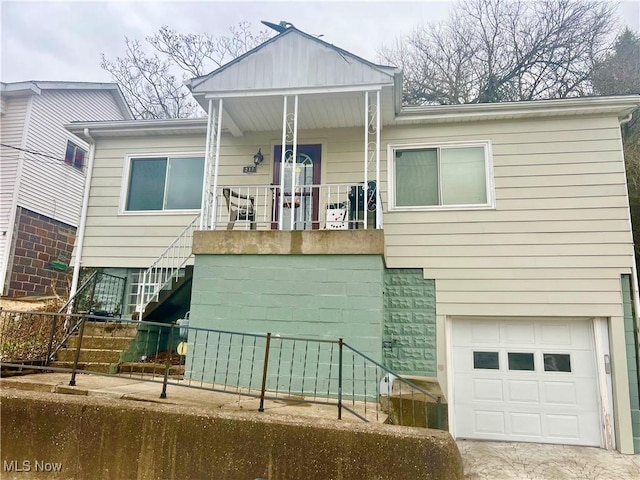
xmin=135 ymin=214 xmax=200 ymax=319
xmin=211 ymin=183 xmax=380 ymax=231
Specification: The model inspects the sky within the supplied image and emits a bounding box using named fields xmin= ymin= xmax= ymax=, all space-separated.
xmin=1 ymin=0 xmax=639 ymax=84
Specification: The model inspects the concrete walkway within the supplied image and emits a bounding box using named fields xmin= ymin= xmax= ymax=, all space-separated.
xmin=2 ymin=372 xmax=639 ymax=479
xmin=457 ymin=439 xmax=640 ymax=479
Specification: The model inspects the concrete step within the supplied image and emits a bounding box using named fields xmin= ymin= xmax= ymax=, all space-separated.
xmin=66 ymin=336 xmax=133 ymax=350
xmin=82 ymin=322 xmax=138 ymax=337
xmin=119 ymin=362 xmax=184 ymax=377
xmin=56 ymin=349 xmax=121 ymax=364
xmin=48 ymin=361 xmax=116 ymax=374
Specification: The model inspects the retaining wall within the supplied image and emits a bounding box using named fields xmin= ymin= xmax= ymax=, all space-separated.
xmin=1 ymin=389 xmax=463 ymax=480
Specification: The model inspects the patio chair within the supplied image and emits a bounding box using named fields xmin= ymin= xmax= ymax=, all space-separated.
xmin=222 ymin=188 xmax=256 ymax=230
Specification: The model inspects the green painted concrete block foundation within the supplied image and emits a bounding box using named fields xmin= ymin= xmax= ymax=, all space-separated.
xmin=189 ymin=254 xmax=384 ymax=395
xmin=383 ymin=269 xmax=436 ymax=376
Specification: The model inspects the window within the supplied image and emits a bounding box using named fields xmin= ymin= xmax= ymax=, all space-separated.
xmin=508 ymin=352 xmax=535 ymax=371
xmin=64 ymin=141 xmax=86 ymax=170
xmin=544 ymin=353 xmax=571 ymax=372
xmin=474 ymin=351 xmax=499 ymax=370
xmin=391 ymin=142 xmax=492 ymax=209
xmin=125 ymin=156 xmax=204 ymax=211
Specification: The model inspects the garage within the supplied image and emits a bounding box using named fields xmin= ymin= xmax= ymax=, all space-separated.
xmin=451 ymin=318 xmax=603 ymax=446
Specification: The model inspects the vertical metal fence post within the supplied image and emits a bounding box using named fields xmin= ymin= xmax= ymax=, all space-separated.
xmin=437 ymin=396 xmax=443 ymax=430
xmin=89 ymin=273 xmax=99 ymax=312
xmin=45 ymin=314 xmax=58 ymax=365
xmin=160 ymin=324 xmax=174 ymax=399
xmin=338 ymin=338 xmax=343 ymax=420
xmin=258 ymin=333 xmax=271 ymax=412
xmin=69 ymin=315 xmax=86 ymax=386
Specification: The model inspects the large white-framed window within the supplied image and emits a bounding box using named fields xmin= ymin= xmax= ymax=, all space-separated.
xmin=389 ymin=141 xmax=494 ymax=210
xmin=121 ymin=154 xmax=205 ymax=213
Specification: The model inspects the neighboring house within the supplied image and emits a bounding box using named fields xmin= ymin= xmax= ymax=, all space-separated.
xmin=0 ymin=81 xmax=132 ymax=297
xmin=66 ymin=27 xmax=640 ymax=454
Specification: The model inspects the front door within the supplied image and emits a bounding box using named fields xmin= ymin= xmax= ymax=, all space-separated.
xmin=273 ymin=144 xmax=321 ymax=230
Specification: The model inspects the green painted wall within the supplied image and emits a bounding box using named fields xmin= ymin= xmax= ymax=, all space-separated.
xmin=188 ymin=254 xmax=384 ymax=396
xmin=621 ymin=274 xmax=640 ymax=453
xmin=383 ymin=269 xmax=436 ymax=376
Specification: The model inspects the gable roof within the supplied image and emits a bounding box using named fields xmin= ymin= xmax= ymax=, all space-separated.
xmin=1 ymin=81 xmax=133 ymax=119
xmin=188 ymin=26 xmax=399 ymax=96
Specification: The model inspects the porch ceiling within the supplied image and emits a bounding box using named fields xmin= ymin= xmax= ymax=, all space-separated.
xmin=216 ymin=88 xmax=396 ymax=134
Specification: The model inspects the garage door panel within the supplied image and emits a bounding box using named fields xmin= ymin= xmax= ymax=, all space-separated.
xmin=505 ymin=322 xmax=535 ymax=343
xmin=508 ymin=380 xmax=539 ymax=402
xmin=468 ymin=321 xmax=501 ymax=344
xmin=474 ymin=410 xmax=506 ymax=434
xmin=473 ymin=378 xmax=504 ymax=401
xmin=452 ymin=318 xmax=602 ymax=447
xmin=510 ymin=412 xmax=542 ymax=436
xmin=539 ymin=323 xmax=573 ymax=345
xmin=543 ymin=381 xmax=577 ymax=405
xmin=546 ymin=414 xmax=581 ymax=439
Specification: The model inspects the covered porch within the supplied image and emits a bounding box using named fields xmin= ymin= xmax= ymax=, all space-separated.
xmin=187 ymin=26 xmax=401 ymax=232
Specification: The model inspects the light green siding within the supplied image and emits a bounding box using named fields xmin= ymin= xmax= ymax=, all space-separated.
xmin=188 ymin=254 xmax=384 ymax=392
xmin=621 ymin=274 xmax=640 ymax=453
xmin=383 ymin=269 xmax=436 ymax=376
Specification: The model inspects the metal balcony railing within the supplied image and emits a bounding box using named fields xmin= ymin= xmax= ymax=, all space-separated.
xmin=211 ymin=183 xmax=381 ymax=231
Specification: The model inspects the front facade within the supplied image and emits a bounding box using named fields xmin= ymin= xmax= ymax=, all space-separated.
xmin=67 ymin=27 xmax=640 ymax=453
xmin=0 ymin=81 xmax=132 ymax=297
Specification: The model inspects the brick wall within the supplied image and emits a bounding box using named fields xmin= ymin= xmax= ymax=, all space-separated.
xmin=6 ymin=207 xmax=76 ymax=298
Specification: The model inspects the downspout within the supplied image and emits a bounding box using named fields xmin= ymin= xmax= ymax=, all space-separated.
xmin=68 ymin=128 xmax=95 ymax=308
xmin=619 ymin=112 xmax=640 ymax=396
xmin=620 ymin=113 xmax=640 ymax=326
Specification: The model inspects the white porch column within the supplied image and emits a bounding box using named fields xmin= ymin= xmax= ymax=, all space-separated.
xmin=376 ymin=89 xmax=382 ymax=229
xmin=200 ymin=99 xmax=214 ymax=230
xmin=363 ymin=90 xmax=380 ymax=229
xmin=278 ymin=95 xmax=299 ymax=230
xmin=363 ymin=92 xmax=369 ymax=230
xmin=210 ymin=98 xmax=223 ymax=229
xmin=278 ymin=96 xmax=288 ymax=230
xmin=289 ymin=95 xmax=299 ymax=230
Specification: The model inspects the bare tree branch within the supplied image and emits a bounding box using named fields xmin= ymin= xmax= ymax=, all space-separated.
xmin=378 ymin=0 xmax=618 ymax=105
xmin=101 ymin=22 xmax=272 ymax=119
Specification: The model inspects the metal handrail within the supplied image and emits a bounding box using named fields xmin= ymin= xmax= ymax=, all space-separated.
xmin=1 ymin=310 xmax=443 ymax=430
xmin=60 ymin=271 xmax=99 ymax=313
xmin=135 ymin=214 xmax=200 ymax=319
xmin=343 ymin=342 xmax=441 ymax=403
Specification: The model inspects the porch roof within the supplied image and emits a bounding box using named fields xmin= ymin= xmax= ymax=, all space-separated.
xmin=187 ymin=26 xmax=402 ymax=134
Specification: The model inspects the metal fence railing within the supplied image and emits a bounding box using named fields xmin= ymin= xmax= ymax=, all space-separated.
xmin=0 ymin=311 xmax=443 ymax=429
xmin=60 ymin=270 xmax=127 ymax=316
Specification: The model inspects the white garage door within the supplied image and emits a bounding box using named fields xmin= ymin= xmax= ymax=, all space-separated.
xmin=452 ymin=318 xmax=602 ymax=446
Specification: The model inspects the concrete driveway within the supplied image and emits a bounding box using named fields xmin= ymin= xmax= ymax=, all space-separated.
xmin=457 ymin=439 xmax=640 ymax=479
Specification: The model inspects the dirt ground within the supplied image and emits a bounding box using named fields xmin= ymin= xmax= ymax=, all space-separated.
xmin=0 ymin=297 xmax=52 ymax=312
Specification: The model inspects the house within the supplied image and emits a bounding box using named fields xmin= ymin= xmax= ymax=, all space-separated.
xmin=65 ymin=26 xmax=640 ymax=454
xmin=0 ymin=81 xmax=132 ymax=298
